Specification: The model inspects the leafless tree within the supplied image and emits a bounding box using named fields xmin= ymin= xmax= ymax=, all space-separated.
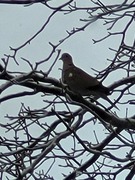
xmin=0 ymin=0 xmax=135 ymax=179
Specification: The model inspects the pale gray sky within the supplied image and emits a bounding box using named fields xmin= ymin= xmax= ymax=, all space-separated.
xmin=0 ymin=1 xmax=134 ymax=179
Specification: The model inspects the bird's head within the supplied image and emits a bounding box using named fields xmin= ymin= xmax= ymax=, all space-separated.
xmin=60 ymin=53 xmax=73 ymax=64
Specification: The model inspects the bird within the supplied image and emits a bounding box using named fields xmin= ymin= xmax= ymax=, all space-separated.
xmin=60 ymin=53 xmax=117 ymax=108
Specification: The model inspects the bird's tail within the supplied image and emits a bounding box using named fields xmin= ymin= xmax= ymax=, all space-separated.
xmin=102 ymin=94 xmax=119 ymax=110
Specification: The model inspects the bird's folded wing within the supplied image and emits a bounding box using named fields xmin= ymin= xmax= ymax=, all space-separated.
xmin=63 ymin=66 xmax=99 ymax=86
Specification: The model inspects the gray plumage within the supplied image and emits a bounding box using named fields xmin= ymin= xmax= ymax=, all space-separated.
xmin=60 ymin=53 xmax=117 ymax=109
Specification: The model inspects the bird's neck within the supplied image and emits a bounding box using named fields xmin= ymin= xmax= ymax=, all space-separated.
xmin=63 ymin=63 xmax=74 ymax=70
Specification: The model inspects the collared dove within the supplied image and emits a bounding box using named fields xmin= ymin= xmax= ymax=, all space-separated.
xmin=60 ymin=53 xmax=116 ymax=108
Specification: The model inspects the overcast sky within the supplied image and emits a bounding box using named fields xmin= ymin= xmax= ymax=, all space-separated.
xmin=0 ymin=1 xmax=134 ymax=179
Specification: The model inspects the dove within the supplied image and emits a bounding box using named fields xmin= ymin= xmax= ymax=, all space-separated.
xmin=60 ymin=53 xmax=117 ymax=109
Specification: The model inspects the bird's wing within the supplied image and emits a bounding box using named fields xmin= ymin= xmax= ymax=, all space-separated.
xmin=62 ymin=65 xmax=99 ymax=90
xmin=72 ymin=66 xmax=100 ymax=87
